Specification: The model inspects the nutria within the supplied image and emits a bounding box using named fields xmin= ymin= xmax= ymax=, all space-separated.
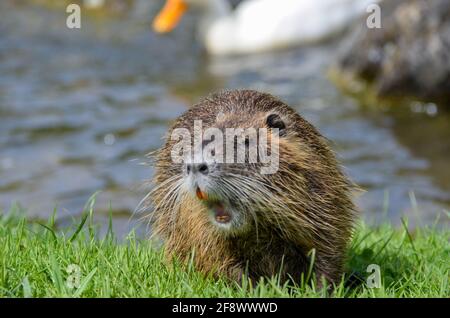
xmin=149 ymin=89 xmax=356 ymax=285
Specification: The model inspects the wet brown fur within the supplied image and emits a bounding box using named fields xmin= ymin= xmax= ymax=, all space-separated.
xmin=149 ymin=90 xmax=357 ymax=284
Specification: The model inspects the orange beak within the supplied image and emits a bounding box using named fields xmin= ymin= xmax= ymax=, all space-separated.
xmin=152 ymin=0 xmax=188 ymax=33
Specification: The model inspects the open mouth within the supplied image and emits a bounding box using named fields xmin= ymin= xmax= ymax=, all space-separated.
xmin=209 ymin=201 xmax=232 ymax=224
xmin=196 ymin=186 xmax=232 ymax=224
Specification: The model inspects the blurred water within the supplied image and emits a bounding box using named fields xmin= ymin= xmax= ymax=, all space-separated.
xmin=0 ymin=2 xmax=449 ymax=236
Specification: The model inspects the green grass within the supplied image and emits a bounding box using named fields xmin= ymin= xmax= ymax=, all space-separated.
xmin=0 ymin=205 xmax=448 ymax=298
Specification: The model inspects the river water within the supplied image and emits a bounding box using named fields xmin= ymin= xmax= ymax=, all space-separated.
xmin=0 ymin=2 xmax=449 ymax=236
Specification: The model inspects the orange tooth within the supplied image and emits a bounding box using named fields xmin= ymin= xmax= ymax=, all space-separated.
xmin=196 ymin=187 xmax=207 ymax=201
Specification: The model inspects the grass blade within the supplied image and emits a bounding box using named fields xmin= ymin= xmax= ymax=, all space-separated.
xmin=37 ymin=222 xmax=57 ymax=241
xmin=73 ymin=268 xmax=98 ymax=297
xmin=69 ymin=212 xmax=89 ymax=243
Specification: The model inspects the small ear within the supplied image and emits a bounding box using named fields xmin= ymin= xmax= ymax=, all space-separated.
xmin=216 ymin=111 xmax=226 ymax=122
xmin=266 ymin=113 xmax=286 ymax=135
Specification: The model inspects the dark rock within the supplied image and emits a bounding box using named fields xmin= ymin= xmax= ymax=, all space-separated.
xmin=338 ymin=0 xmax=450 ymax=103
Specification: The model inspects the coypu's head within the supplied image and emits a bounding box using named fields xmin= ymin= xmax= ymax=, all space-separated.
xmin=178 ymin=106 xmax=286 ymax=234
xmin=151 ymin=90 xmax=353 ymax=239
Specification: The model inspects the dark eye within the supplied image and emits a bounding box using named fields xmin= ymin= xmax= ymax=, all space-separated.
xmin=266 ymin=114 xmax=286 ymax=136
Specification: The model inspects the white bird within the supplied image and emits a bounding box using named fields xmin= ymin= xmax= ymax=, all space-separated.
xmin=152 ymin=0 xmax=379 ymax=55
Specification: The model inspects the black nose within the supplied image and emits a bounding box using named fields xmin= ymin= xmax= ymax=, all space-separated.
xmin=186 ymin=163 xmax=209 ymax=175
